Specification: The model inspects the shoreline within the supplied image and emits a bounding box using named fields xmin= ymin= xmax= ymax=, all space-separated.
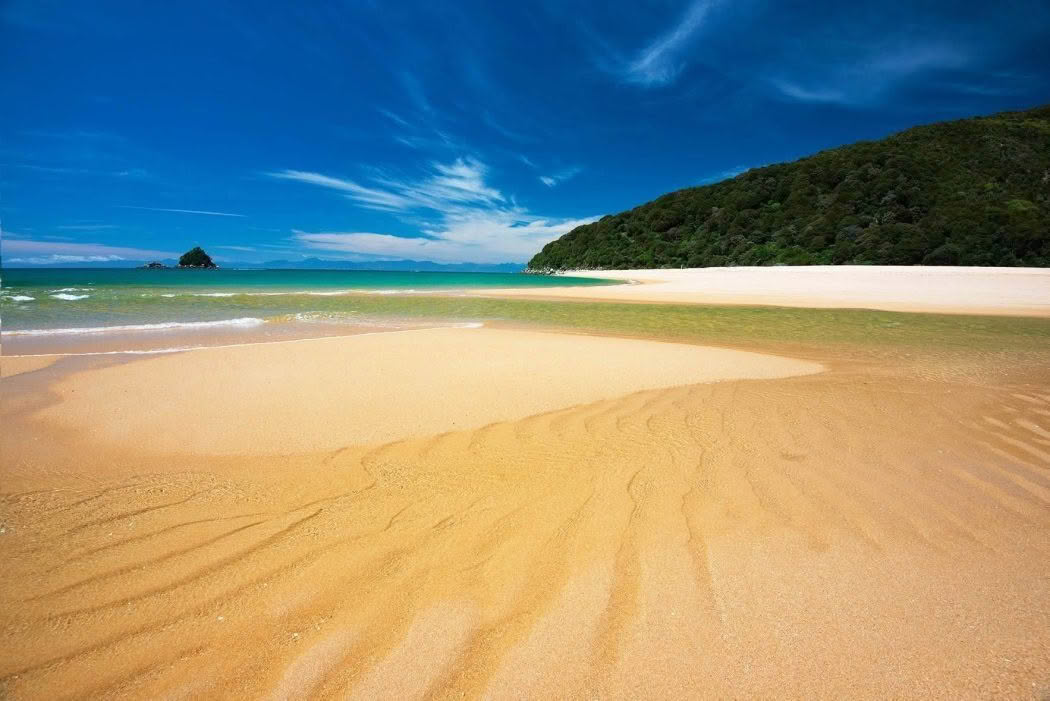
xmin=0 ymin=316 xmax=486 ymax=358
xmin=3 ymin=327 xmax=823 ymax=465
xmin=488 ymin=265 xmax=1050 ymax=317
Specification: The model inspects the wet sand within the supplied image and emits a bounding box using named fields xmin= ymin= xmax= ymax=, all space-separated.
xmin=2 ymin=324 xmax=1049 ymax=699
xmin=491 ymin=266 xmax=1050 ymax=316
xmin=6 ymin=328 xmax=820 ymax=460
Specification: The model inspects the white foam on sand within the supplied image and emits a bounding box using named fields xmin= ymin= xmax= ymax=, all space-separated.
xmin=139 ymin=288 xmax=442 ymax=299
xmin=7 ymin=317 xmax=266 ymax=337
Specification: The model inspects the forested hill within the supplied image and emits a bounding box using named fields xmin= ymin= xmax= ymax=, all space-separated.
xmin=528 ymin=105 xmax=1050 ymax=270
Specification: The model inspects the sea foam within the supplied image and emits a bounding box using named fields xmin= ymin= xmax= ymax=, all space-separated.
xmin=7 ymin=317 xmax=266 ymax=337
xmin=50 ymin=293 xmax=91 ymax=301
xmin=144 ymin=289 xmax=420 ymax=298
xmin=367 ymin=289 xmax=429 ymax=295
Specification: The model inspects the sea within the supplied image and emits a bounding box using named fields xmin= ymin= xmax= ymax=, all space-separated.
xmin=1 ymin=268 xmax=615 ymax=355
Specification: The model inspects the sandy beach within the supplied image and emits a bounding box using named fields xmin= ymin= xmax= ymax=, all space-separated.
xmin=2 ymin=328 xmax=821 ymax=464
xmin=2 ymin=315 xmax=1050 ymax=698
xmin=491 ymin=266 xmax=1050 ymax=316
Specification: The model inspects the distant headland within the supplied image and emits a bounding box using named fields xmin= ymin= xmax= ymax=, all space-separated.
xmin=142 ymin=246 xmax=218 ymax=269
xmin=529 ymin=104 xmax=1050 ymax=270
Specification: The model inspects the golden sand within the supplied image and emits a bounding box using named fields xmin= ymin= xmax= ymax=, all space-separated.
xmin=1 ymin=354 xmax=59 ymax=378
xmin=15 ymin=328 xmax=820 ymax=459
xmin=1 ymin=326 xmax=1049 ymax=699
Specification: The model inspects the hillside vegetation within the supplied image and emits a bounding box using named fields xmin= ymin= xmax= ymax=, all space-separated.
xmin=528 ymin=105 xmax=1050 ymax=270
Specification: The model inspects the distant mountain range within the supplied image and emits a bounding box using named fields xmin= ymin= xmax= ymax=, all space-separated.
xmin=250 ymin=258 xmax=524 ymax=273
xmin=529 ymin=104 xmax=1050 ymax=270
xmin=6 ymin=257 xmax=524 ymax=273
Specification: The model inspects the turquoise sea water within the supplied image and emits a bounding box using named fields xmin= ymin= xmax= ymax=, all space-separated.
xmin=1 ymin=268 xmax=614 ymax=341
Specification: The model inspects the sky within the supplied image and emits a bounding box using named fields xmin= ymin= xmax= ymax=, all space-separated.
xmin=2 ymin=0 xmax=1049 ymax=266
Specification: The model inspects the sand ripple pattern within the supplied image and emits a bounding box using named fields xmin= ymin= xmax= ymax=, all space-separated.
xmin=2 ymin=373 xmax=1050 ymax=698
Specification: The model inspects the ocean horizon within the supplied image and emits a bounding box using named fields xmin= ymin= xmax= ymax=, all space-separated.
xmin=0 ymin=268 xmax=616 ymax=353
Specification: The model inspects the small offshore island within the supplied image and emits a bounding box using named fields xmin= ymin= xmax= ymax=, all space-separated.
xmin=141 ymin=246 xmax=219 ymax=269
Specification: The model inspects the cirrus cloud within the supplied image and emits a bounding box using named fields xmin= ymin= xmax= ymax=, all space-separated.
xmin=269 ymin=157 xmax=503 ymax=214
xmin=293 ymin=212 xmax=597 ymax=264
xmin=624 ymin=0 xmax=719 ymax=86
xmin=2 ymin=235 xmax=177 ymax=264
xmin=272 ymin=157 xmax=597 ymax=263
xmin=539 ymin=166 xmax=583 ymax=188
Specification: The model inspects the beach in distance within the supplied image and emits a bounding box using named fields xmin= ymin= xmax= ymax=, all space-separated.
xmin=2 ymin=265 xmax=1050 ymax=699
xmin=497 ymin=265 xmax=1050 ymax=316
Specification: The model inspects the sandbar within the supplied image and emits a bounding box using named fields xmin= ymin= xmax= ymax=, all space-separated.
xmin=14 ymin=326 xmax=822 ymax=459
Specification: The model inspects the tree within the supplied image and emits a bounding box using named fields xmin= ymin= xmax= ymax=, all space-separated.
xmin=178 ymin=247 xmax=217 ymax=268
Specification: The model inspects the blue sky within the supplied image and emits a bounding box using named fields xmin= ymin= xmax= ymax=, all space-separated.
xmin=3 ymin=0 xmax=1048 ymax=266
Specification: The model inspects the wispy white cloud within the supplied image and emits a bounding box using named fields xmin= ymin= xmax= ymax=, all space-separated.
xmin=268 ymin=170 xmax=415 ymax=211
xmin=539 ymin=166 xmax=583 ymax=188
xmin=374 ymin=96 xmax=465 ymax=154
xmin=771 ymin=42 xmax=970 ymax=105
xmin=393 ymin=129 xmax=461 ymax=152
xmin=272 ymin=157 xmax=597 ymax=263
xmin=2 ymin=236 xmax=177 ymax=262
xmin=270 ymin=157 xmax=503 ymax=214
xmin=57 ymin=223 xmax=119 ymax=230
xmin=623 ymin=0 xmax=718 ymax=86
xmin=377 ymin=108 xmax=410 ymax=128
xmin=770 ymin=81 xmax=847 ymax=104
xmin=8 ymin=254 xmax=126 ymax=265
xmin=294 ymin=213 xmax=596 ymax=264
xmin=414 ymin=158 xmax=503 ymax=204
xmin=4 ymin=163 xmax=148 ymax=178
xmin=215 ymin=245 xmax=257 ymax=252
xmin=482 ymin=111 xmax=536 ymax=143
xmin=118 ymin=205 xmax=246 ymax=217
xmin=865 ymin=43 xmax=967 ymax=76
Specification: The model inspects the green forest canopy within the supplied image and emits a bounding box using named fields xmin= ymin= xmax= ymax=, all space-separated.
xmin=528 ymin=105 xmax=1050 ymax=270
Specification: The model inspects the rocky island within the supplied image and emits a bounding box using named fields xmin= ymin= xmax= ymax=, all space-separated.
xmin=177 ymin=246 xmax=218 ymax=268
xmin=140 ymin=247 xmax=218 ymax=269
